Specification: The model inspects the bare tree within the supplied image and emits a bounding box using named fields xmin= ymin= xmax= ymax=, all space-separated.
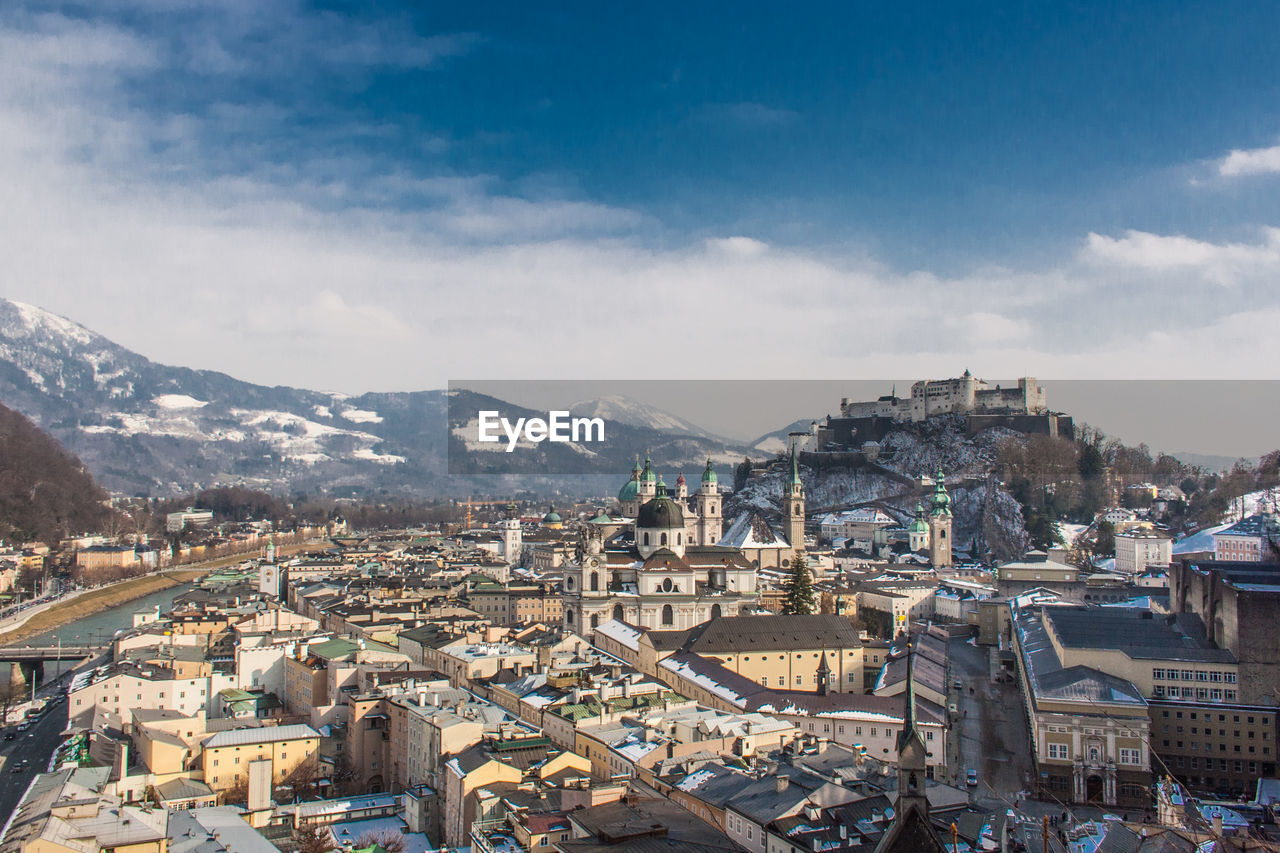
xmin=354 ymin=831 xmax=405 ymax=853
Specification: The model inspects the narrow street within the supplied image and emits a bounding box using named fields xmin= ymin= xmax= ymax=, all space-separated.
xmin=948 ymin=633 xmax=1033 ymax=812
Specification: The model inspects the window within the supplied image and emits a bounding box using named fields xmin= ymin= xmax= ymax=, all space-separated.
xmin=1119 ymin=748 xmax=1141 ymax=765
xmin=1048 ymin=744 xmax=1068 ymax=759
xmin=661 ymin=605 xmax=673 ymax=626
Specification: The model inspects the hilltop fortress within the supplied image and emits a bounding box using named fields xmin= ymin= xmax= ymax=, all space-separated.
xmin=839 ymin=370 xmax=1047 ymax=422
xmin=814 ymin=371 xmax=1072 ymax=449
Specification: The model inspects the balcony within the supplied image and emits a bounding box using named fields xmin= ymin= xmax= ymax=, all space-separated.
xmin=470 ymin=819 xmax=529 ymax=853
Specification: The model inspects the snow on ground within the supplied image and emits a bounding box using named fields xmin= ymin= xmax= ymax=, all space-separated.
xmin=1056 ymin=522 xmax=1089 ymax=545
xmin=351 ymin=447 xmax=406 ymax=465
xmin=341 ymin=408 xmax=383 ymax=423
xmin=1221 ymin=487 xmax=1280 ymax=522
xmin=153 ymin=394 xmax=207 ymax=410
xmin=1173 ymin=523 xmax=1230 ymax=554
xmin=313 ymin=405 xmax=333 ymax=418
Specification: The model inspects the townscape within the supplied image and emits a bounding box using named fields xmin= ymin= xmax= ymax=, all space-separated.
xmin=2 ymin=375 xmax=1279 ymax=853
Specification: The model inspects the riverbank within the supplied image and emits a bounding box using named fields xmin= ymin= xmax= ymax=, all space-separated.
xmin=0 ymin=569 xmax=206 ymax=648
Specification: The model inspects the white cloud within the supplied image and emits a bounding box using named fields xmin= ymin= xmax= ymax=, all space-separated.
xmin=1082 ymin=229 xmax=1280 ymax=286
xmin=2 ymin=9 xmax=1280 ymax=393
xmin=1217 ymin=144 xmax=1280 ymax=178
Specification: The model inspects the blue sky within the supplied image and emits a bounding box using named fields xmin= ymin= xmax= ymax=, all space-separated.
xmin=2 ymin=1 xmax=1280 ymax=389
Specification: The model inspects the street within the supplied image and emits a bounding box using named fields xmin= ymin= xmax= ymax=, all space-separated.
xmin=948 ymin=632 xmax=1033 ymax=812
xmin=0 ymin=695 xmax=67 ymax=820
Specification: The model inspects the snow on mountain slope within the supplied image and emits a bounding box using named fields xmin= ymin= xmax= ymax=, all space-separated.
xmin=569 ymin=395 xmax=723 ymax=440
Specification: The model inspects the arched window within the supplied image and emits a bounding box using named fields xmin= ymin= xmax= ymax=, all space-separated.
xmin=590 ymin=614 xmax=600 ymax=630
xmin=643 ymin=532 xmax=650 ymax=546
xmin=661 ymin=533 xmax=667 ymax=546
xmin=565 ymin=607 xmax=574 ymax=626
xmin=711 ymin=604 xmax=722 ymax=619
xmin=566 ymin=576 xmax=574 ymax=591
xmin=612 ymin=604 xmax=624 ymax=622
xmin=661 ymin=604 xmax=674 ymax=626
xmin=590 ymin=572 xmax=599 ymax=592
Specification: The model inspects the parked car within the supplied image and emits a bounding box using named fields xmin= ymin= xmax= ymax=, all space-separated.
xmin=954 ymin=679 xmax=963 ymax=690
xmin=966 ymin=769 xmax=979 ymax=787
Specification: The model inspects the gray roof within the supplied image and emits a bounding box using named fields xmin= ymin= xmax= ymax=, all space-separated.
xmin=1015 ymin=609 xmax=1146 ymax=707
xmin=681 ymin=614 xmax=863 ymax=653
xmin=1043 ymin=606 xmax=1234 ymax=664
xmin=203 ymin=723 xmax=319 ymax=748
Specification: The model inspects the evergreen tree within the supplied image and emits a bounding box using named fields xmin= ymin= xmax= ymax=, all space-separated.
xmin=782 ymin=553 xmax=816 ymax=615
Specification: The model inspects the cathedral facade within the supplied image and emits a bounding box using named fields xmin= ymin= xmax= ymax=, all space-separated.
xmin=562 ymin=460 xmax=757 ymax=634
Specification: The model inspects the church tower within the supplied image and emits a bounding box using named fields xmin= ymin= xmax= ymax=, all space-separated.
xmin=638 ymin=454 xmax=657 ymax=502
xmin=784 ymin=446 xmax=805 ymax=555
xmin=501 ymin=503 xmax=522 ymax=566
xmin=908 ymin=503 xmax=929 ymax=553
xmin=896 ymin=641 xmax=929 ymax=813
xmin=928 ymin=466 xmax=953 ymax=568
xmin=695 ymin=458 xmax=722 ymax=546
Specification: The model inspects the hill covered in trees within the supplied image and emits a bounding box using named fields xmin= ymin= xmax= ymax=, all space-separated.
xmin=0 ymin=401 xmax=113 ymax=544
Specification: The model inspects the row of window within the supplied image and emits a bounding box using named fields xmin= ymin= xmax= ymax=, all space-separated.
xmin=1161 ymin=740 xmax=1269 ymax=755
xmin=1164 ymin=725 xmax=1267 ymax=739
xmin=1043 ymin=744 xmax=1141 ymax=765
xmin=1152 ymin=668 xmax=1236 ymax=683
xmin=1153 ymin=686 xmax=1237 ymax=701
xmin=1165 ymin=756 xmax=1260 ymax=773
xmin=1161 ymin=709 xmax=1269 ymax=724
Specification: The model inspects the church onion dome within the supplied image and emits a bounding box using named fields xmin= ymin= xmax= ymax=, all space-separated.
xmin=931 ymin=466 xmax=952 ymax=516
xmin=542 ymin=505 xmax=562 ymax=524
xmin=617 ymin=479 xmax=639 ymax=504
xmin=636 ymin=495 xmax=685 ymax=529
xmin=640 ymin=455 xmax=656 ymax=483
xmin=701 ymin=457 xmax=717 ymax=484
xmin=908 ymin=503 xmax=929 ymax=533
xmin=676 ymin=472 xmax=685 ymax=487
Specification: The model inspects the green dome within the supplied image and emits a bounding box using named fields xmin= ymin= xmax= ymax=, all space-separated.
xmin=542 ymin=505 xmax=562 ymax=523
xmin=640 ymin=455 xmax=656 ymax=483
xmin=701 ymin=457 xmax=717 ymax=484
xmin=589 ymin=512 xmax=612 ymax=524
xmin=930 ymin=468 xmax=952 ymax=516
xmin=618 ymin=479 xmax=639 ymax=503
xmin=908 ymin=503 xmax=929 ymax=533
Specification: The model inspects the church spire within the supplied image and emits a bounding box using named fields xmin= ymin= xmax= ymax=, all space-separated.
xmin=895 ymin=636 xmax=929 ymax=816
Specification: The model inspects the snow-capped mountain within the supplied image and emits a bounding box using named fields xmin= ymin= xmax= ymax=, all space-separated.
xmin=0 ymin=300 xmax=762 ymax=497
xmin=568 ymin=395 xmax=725 ymax=441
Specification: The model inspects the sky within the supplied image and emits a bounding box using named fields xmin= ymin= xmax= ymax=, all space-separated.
xmin=2 ymin=1 xmax=1280 ymax=392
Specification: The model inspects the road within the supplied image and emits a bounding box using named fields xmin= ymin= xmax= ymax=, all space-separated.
xmin=948 ymin=632 xmax=1033 ymax=812
xmin=0 ymin=685 xmax=70 ymax=822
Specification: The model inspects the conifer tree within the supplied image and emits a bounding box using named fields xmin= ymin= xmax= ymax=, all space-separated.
xmin=781 ymin=553 xmax=816 ymax=615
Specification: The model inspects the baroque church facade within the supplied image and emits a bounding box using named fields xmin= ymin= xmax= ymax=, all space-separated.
xmin=562 ymin=458 xmax=758 ymax=634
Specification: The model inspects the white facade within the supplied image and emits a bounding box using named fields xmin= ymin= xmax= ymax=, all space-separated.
xmin=1114 ymin=532 xmax=1171 ymax=575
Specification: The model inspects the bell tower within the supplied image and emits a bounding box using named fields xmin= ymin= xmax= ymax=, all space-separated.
xmin=928 ymin=466 xmax=953 ymax=568
xmin=784 ymin=445 xmax=805 ymax=554
xmin=695 ymin=458 xmax=722 ymax=546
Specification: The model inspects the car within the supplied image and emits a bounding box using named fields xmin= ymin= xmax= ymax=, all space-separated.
xmin=948 ymin=703 xmax=959 ymax=715
xmin=966 ymin=769 xmax=978 ymax=787
xmin=2 ymin=732 xmax=13 ymax=741
xmin=953 ymin=679 xmax=963 ymax=690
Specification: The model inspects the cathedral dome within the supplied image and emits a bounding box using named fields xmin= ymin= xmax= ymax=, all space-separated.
xmin=542 ymin=505 xmax=562 ymax=524
xmin=618 ymin=479 xmax=639 ymax=504
xmin=637 ymin=496 xmax=684 ymax=530
xmin=701 ymin=458 xmax=717 ymax=484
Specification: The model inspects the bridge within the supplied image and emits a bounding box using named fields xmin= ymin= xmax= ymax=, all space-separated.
xmin=0 ymin=646 xmax=107 ymax=662
xmin=0 ymin=646 xmax=108 ymax=688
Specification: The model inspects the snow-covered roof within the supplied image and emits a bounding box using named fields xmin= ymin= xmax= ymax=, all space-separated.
xmin=719 ymin=511 xmax=789 ymax=549
xmin=593 ymin=619 xmax=643 ymax=651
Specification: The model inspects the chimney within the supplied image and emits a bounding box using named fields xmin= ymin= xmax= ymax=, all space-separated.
xmin=1212 ymin=814 xmax=1223 ymax=837
xmin=775 ymin=775 xmax=788 ymax=793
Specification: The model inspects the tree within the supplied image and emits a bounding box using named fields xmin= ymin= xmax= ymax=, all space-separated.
xmin=781 ymin=554 xmax=816 ymax=615
xmin=354 ymin=831 xmax=405 ymax=853
xmin=294 ymin=823 xmax=333 ymax=853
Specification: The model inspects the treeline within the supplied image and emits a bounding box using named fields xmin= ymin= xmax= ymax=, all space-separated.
xmin=998 ymin=427 xmax=1280 ymax=548
xmin=0 ymin=402 xmax=116 ymax=544
xmin=147 ymin=487 xmax=463 ymax=533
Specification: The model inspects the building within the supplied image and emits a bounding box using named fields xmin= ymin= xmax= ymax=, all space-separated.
xmin=1 ymin=767 xmax=168 ymax=853
xmin=1011 ymin=605 xmax=1152 ymax=807
xmin=201 ymin=723 xmax=322 ymax=793
xmin=1212 ymin=514 xmax=1280 ymax=562
xmin=1115 ymin=531 xmax=1172 ymax=575
xmin=638 ymin=613 xmax=864 ymax=695
xmin=1169 ymin=559 xmax=1280 ymax=706
xmin=837 ymin=372 xmax=1047 ymax=422
xmin=563 ymin=479 xmax=759 ymax=633
xmin=617 ymin=456 xmax=723 ymax=548
xmin=167 ymin=508 xmax=215 ymax=533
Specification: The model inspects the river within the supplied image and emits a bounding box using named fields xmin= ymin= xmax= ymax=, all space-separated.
xmin=21 ymin=583 xmax=196 ymax=683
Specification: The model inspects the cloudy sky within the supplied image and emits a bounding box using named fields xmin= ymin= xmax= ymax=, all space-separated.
xmin=2 ymin=1 xmax=1280 ymax=392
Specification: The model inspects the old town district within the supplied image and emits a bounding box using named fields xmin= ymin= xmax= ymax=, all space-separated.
xmin=6 ymin=454 xmax=1280 ymax=853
